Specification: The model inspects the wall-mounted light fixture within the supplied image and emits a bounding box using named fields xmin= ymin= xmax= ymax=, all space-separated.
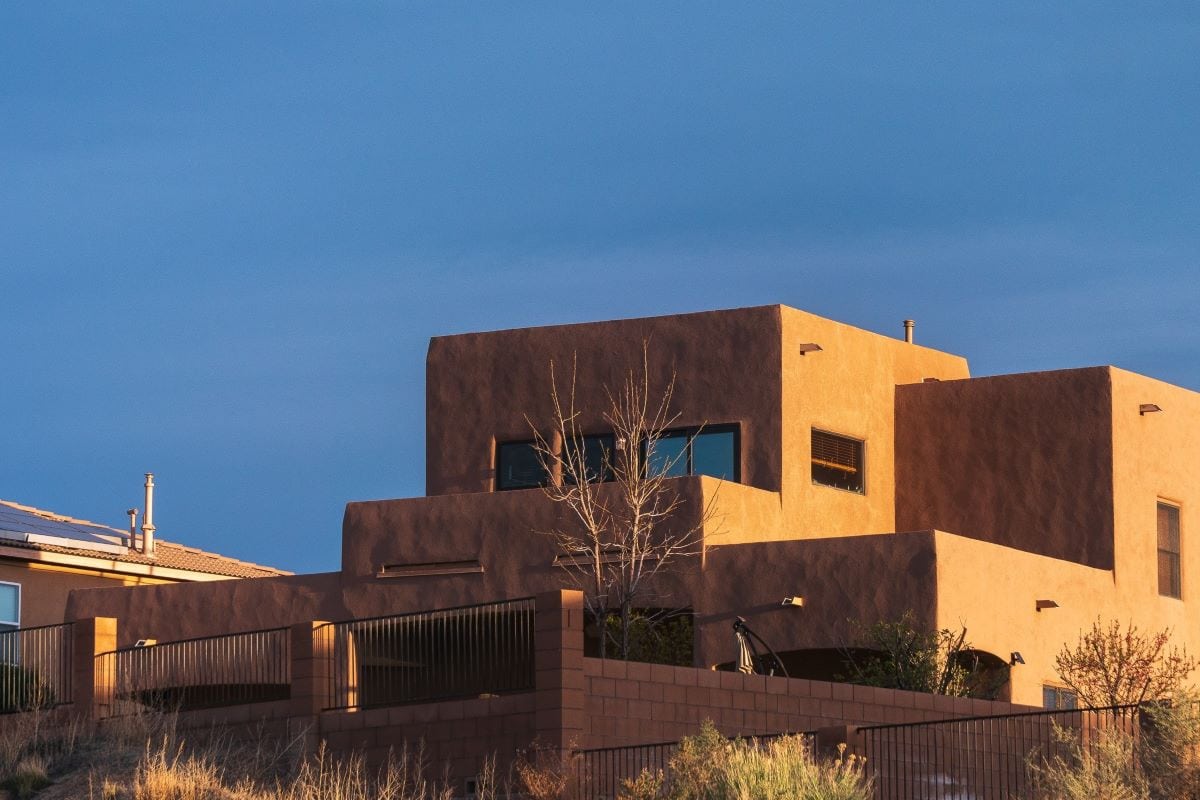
xmin=1010 ymin=652 xmax=1025 ymax=666
xmin=781 ymin=596 xmax=804 ymax=608
xmin=1140 ymin=404 xmax=1163 ymax=415
xmin=798 ymin=343 xmax=823 ymax=356
xmin=1035 ymin=599 xmax=1059 ymax=612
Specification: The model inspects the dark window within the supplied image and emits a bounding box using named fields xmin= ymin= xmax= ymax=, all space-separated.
xmin=646 ymin=425 xmax=738 ymax=482
xmin=811 ymin=429 xmax=865 ymax=493
xmin=496 ymin=441 xmax=549 ymax=490
xmin=1158 ymin=502 xmax=1181 ymax=598
xmin=563 ymin=434 xmax=615 ymax=484
xmin=1043 ymin=685 xmax=1077 ymax=710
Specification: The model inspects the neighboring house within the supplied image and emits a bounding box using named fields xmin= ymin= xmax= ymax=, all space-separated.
xmin=0 ymin=496 xmax=289 ymax=629
xmin=65 ymin=304 xmax=1200 ymax=708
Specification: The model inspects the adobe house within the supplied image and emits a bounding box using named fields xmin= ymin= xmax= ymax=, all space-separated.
xmin=66 ymin=305 xmax=1200 ymax=708
xmin=1 ymin=476 xmax=288 ymax=629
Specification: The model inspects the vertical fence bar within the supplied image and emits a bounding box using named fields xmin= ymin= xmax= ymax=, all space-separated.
xmin=321 ymin=597 xmax=536 ymax=712
xmin=94 ymin=626 xmax=290 ymax=717
xmin=0 ymin=623 xmax=75 ymax=714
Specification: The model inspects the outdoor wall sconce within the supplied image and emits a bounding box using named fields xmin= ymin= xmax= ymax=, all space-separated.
xmin=1010 ymin=652 xmax=1025 ymax=666
xmin=1140 ymin=404 xmax=1163 ymax=415
xmin=798 ymin=343 xmax=823 ymax=356
xmin=134 ymin=639 xmax=157 ymax=647
xmin=1035 ymin=599 xmax=1059 ymax=612
xmin=781 ymin=596 xmax=804 ymax=607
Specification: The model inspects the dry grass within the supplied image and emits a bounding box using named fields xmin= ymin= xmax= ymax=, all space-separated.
xmin=0 ymin=708 xmax=503 ymax=800
xmin=515 ymin=721 xmax=873 ymax=800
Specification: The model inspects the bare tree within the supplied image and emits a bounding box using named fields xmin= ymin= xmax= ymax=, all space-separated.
xmin=1055 ymin=618 xmax=1195 ymax=708
xmin=528 ymin=346 xmax=718 ymax=660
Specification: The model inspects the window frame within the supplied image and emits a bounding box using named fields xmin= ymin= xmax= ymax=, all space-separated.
xmin=494 ymin=439 xmax=551 ymax=491
xmin=0 ymin=581 xmax=19 ymax=632
xmin=561 ymin=433 xmax=616 ymax=485
xmin=643 ymin=424 xmax=741 ymax=483
xmin=1157 ymin=501 xmax=1182 ymax=599
xmin=810 ymin=428 xmax=867 ymax=495
xmin=1042 ymin=684 xmax=1078 ymax=710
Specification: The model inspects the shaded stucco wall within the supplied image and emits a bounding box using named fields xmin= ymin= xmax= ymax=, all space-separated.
xmin=0 ymin=560 xmax=170 ymax=629
xmin=425 ymin=305 xmax=785 ymax=496
xmin=895 ymin=367 xmax=1116 ymax=569
xmin=67 ymin=572 xmax=346 ymax=647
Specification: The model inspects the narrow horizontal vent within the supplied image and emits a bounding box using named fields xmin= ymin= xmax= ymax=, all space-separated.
xmin=553 ymin=549 xmax=658 ymax=568
xmin=377 ymin=560 xmax=484 ymax=578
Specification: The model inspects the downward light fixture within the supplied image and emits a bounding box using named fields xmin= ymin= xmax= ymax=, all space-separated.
xmin=1140 ymin=404 xmax=1163 ymax=415
xmin=1035 ymin=599 xmax=1059 ymax=612
xmin=781 ymin=596 xmax=804 ymax=607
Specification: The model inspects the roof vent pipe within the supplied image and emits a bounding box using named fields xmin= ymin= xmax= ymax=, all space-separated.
xmin=126 ymin=507 xmax=139 ymax=552
xmin=903 ymin=319 xmax=915 ymax=344
xmin=141 ymin=473 xmax=156 ymax=557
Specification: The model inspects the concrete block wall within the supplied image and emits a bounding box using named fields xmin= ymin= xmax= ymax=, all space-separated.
xmin=45 ymin=602 xmax=1039 ymax=787
xmin=582 ymin=658 xmax=1036 ymax=749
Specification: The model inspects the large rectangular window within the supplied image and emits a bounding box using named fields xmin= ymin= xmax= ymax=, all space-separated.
xmin=1158 ymin=502 xmax=1181 ymax=598
xmin=495 ymin=441 xmax=549 ymax=490
xmin=811 ymin=429 xmax=865 ymax=493
xmin=646 ymin=425 xmax=738 ymax=482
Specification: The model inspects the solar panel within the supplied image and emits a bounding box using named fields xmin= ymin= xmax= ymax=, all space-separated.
xmin=0 ymin=504 xmax=130 ymax=554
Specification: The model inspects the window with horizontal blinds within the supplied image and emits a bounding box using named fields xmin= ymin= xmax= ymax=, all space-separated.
xmin=1158 ymin=502 xmax=1181 ymax=598
xmin=811 ymin=429 xmax=864 ymax=493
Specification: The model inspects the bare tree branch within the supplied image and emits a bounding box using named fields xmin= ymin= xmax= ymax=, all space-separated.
xmin=528 ymin=342 xmax=720 ymax=659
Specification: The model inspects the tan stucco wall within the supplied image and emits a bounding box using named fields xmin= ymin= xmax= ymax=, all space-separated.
xmin=1108 ymin=368 xmax=1200 ymax=672
xmin=779 ymin=307 xmax=969 ymax=540
xmin=0 ymin=560 xmax=170 ymax=629
xmin=896 ymin=367 xmax=1116 ymax=568
xmin=930 ymin=531 xmax=1118 ymax=705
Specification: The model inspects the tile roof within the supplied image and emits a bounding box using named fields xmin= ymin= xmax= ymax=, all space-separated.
xmin=0 ymin=499 xmax=290 ymax=579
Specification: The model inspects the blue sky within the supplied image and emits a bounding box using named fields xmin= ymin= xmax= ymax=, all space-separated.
xmin=1 ymin=4 xmax=1196 ymax=573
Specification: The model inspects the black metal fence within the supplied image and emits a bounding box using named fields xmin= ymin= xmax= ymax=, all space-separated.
xmin=95 ymin=626 xmax=290 ymax=716
xmin=0 ymin=623 xmax=73 ymax=713
xmin=322 ymin=597 xmax=536 ymax=711
xmin=576 ymin=731 xmax=817 ymax=799
xmin=856 ymin=704 xmax=1143 ymax=799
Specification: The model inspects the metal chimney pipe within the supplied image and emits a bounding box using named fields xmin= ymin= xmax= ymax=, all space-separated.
xmin=126 ymin=508 xmax=139 ymax=551
xmin=141 ymin=473 xmax=156 ymax=557
xmin=903 ymin=319 xmax=915 ymax=344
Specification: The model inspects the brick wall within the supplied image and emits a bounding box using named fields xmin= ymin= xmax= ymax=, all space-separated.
xmin=319 ymin=693 xmax=537 ymax=784
xmin=583 ymin=658 xmax=1035 ymax=749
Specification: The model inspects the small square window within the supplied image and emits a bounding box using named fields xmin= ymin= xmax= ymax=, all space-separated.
xmin=811 ymin=429 xmax=865 ymax=493
xmin=495 ymin=441 xmax=549 ymax=490
xmin=1158 ymin=502 xmax=1181 ymax=598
